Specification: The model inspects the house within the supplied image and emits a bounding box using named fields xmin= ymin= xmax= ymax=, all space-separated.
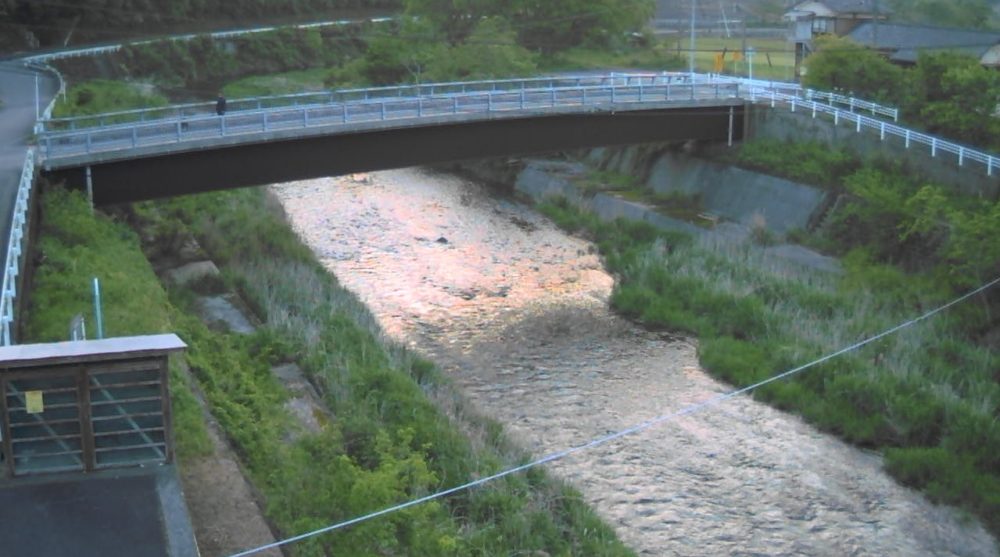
xmin=846 ymin=22 xmax=1000 ymax=67
xmin=784 ymin=0 xmax=890 ymax=73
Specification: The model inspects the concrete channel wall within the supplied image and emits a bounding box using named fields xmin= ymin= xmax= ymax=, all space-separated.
xmin=586 ymin=146 xmax=829 ymax=234
xmin=463 ymin=145 xmax=830 ymax=238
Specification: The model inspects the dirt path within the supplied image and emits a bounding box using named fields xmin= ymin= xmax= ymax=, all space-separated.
xmin=272 ymin=168 xmax=997 ymax=557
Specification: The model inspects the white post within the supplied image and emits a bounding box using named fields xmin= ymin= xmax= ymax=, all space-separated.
xmin=689 ymin=0 xmax=697 ymax=79
xmin=727 ymin=106 xmax=734 ymax=147
xmin=34 ymin=74 xmax=40 ymax=121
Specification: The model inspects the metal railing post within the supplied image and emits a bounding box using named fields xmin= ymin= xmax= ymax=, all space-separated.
xmin=856 ymin=115 xmax=861 ymax=133
xmin=959 ymin=147 xmax=964 ymax=166
xmin=905 ymin=130 xmax=911 ymax=148
xmin=931 ymin=138 xmax=937 ymax=157
xmin=880 ymin=122 xmax=885 ymax=141
xmin=727 ymin=106 xmax=734 ymax=147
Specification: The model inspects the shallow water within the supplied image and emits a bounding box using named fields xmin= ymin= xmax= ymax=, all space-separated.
xmin=272 ymin=168 xmax=997 ymax=557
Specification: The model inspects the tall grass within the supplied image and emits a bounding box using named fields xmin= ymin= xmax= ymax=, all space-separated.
xmin=539 ymin=197 xmax=1000 ymax=537
xmin=24 ymin=185 xmax=211 ymax=460
xmin=129 ymin=187 xmax=634 ymax=556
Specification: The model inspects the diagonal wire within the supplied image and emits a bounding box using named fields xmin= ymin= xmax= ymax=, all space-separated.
xmin=228 ymin=275 xmax=1000 ymax=557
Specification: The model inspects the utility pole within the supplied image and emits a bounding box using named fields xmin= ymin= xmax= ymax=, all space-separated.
xmin=689 ymin=0 xmax=697 ymax=77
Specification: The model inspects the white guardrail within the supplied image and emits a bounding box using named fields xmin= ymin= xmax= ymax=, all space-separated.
xmin=750 ymin=86 xmax=997 ymax=176
xmin=1 ymin=149 xmax=36 ymax=345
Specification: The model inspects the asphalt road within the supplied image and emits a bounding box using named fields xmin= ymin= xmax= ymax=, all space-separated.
xmin=0 ymin=61 xmax=57 ymax=261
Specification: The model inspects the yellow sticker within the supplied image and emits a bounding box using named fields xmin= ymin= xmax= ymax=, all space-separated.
xmin=25 ymin=391 xmax=44 ymax=414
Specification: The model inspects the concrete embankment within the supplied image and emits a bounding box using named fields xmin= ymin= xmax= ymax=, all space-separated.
xmin=457 ymin=145 xmax=842 ymax=273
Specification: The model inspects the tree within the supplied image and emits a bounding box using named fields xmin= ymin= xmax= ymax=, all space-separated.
xmin=888 ymin=0 xmax=993 ymax=29
xmin=510 ymin=0 xmax=654 ymax=53
xmin=402 ymin=0 xmax=500 ymax=44
xmin=403 ymin=0 xmax=654 ymax=53
xmin=911 ymin=52 xmax=1000 ymax=146
xmin=427 ymin=17 xmax=537 ymax=80
xmin=362 ymin=19 xmax=447 ymax=84
xmin=802 ymin=36 xmax=909 ymax=106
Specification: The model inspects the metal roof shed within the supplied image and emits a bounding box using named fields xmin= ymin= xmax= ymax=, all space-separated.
xmin=0 ymin=334 xmax=185 ymax=477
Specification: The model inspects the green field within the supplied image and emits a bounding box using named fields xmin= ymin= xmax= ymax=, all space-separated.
xmin=664 ymin=36 xmax=796 ymax=81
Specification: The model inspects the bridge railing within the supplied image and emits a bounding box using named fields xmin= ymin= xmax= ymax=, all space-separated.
xmin=751 ymin=88 xmax=997 ymax=176
xmin=38 ymin=73 xmax=701 ymax=132
xmin=1 ymin=149 xmax=36 ymax=346
xmin=38 ymin=81 xmax=742 ymax=161
xmin=697 ymin=74 xmax=900 ymax=121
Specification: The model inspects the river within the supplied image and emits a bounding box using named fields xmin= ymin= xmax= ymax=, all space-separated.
xmin=271 ymin=167 xmax=997 ymax=557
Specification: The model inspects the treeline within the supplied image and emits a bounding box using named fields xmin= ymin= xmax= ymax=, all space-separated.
xmin=52 ymin=23 xmax=372 ymax=97
xmin=887 ymin=0 xmax=1000 ymax=29
xmin=1 ymin=0 xmax=400 ymax=49
xmin=52 ymin=0 xmax=673 ymax=102
xmin=803 ymin=36 xmax=1000 ymax=151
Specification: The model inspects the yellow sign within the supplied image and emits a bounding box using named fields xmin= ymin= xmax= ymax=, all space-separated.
xmin=713 ymin=53 xmax=725 ymax=73
xmin=25 ymin=391 xmax=44 ymax=414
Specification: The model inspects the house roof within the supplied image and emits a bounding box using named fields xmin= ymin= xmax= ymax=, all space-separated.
xmin=787 ymin=0 xmax=890 ymax=16
xmin=848 ymin=22 xmax=1000 ymax=63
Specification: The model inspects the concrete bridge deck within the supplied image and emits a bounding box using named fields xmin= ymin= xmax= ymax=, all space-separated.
xmin=36 ymin=75 xmax=751 ymax=204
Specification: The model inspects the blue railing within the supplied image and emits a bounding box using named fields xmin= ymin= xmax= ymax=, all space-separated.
xmin=38 ymin=74 xmax=745 ymax=163
xmin=39 ymin=73 xmax=702 ymax=132
xmin=1 ymin=149 xmax=36 ymax=345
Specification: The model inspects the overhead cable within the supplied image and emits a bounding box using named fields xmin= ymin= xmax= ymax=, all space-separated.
xmin=226 ymin=275 xmax=1000 ymax=557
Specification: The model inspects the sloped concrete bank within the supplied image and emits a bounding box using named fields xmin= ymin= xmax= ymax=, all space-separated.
xmin=453 ymin=145 xmax=842 ymax=273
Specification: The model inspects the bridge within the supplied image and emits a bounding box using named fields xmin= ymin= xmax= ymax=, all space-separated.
xmin=38 ymin=74 xmax=760 ymax=204
xmin=7 ymin=71 xmax=995 ymax=346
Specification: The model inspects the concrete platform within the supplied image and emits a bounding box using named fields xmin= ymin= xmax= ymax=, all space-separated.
xmin=0 ymin=465 xmax=199 ymax=557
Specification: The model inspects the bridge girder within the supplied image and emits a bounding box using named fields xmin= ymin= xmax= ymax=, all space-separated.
xmin=45 ymin=105 xmax=745 ymax=205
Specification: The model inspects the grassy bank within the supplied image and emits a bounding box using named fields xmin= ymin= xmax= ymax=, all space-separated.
xmin=131 ymin=188 xmax=634 ymax=555
xmin=539 ymin=143 xmax=1000 ymax=537
xmin=24 ymin=186 xmax=211 ymax=460
xmin=26 ymin=180 xmax=633 ymax=555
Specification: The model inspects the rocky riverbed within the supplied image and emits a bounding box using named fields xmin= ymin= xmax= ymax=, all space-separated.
xmin=272 ymin=167 xmax=997 ymax=557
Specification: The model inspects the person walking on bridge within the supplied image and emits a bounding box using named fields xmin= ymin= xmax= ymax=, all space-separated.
xmin=215 ymin=92 xmax=227 ymax=116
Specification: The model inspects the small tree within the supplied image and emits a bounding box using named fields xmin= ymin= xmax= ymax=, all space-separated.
xmin=428 ymin=17 xmax=537 ymax=80
xmin=802 ymin=36 xmax=909 ymax=106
